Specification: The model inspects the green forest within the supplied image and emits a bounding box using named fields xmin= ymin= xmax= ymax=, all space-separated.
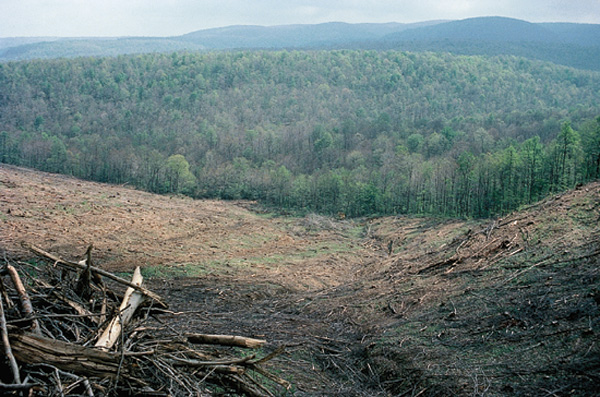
xmin=1 ymin=50 xmax=600 ymax=218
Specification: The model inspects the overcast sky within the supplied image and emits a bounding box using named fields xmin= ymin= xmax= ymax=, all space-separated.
xmin=1 ymin=0 xmax=599 ymax=38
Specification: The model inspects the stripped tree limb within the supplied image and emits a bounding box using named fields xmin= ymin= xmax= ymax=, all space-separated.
xmin=24 ymin=243 xmax=167 ymax=308
xmin=95 ymin=266 xmax=145 ymax=350
xmin=185 ymin=333 xmax=267 ymax=348
xmin=6 ymin=264 xmax=40 ymax=335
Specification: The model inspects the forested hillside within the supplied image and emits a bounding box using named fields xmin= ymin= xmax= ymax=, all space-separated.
xmin=1 ymin=50 xmax=600 ymax=218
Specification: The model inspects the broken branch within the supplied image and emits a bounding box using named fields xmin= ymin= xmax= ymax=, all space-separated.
xmin=24 ymin=243 xmax=167 ymax=308
xmin=6 ymin=263 xmax=40 ymax=334
xmin=95 ymin=266 xmax=145 ymax=350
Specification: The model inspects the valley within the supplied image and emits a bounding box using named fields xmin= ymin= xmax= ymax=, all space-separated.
xmin=2 ymin=164 xmax=598 ymax=395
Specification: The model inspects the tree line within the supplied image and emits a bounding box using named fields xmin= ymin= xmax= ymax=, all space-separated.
xmin=1 ymin=50 xmax=599 ymax=218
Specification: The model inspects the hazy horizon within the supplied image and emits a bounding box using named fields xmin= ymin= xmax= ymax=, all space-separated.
xmin=1 ymin=0 xmax=599 ymax=38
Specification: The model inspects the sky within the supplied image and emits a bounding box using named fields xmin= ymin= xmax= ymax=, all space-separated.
xmin=1 ymin=0 xmax=599 ymax=38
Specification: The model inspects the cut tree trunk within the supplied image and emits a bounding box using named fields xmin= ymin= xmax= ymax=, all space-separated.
xmin=9 ymin=330 xmax=127 ymax=379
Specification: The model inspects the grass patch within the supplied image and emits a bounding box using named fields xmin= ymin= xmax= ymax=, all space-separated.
xmin=140 ymin=261 xmax=225 ymax=278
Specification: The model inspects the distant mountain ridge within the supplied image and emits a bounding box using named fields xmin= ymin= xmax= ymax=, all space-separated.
xmin=384 ymin=17 xmax=557 ymax=42
xmin=379 ymin=17 xmax=600 ymax=46
xmin=178 ymin=21 xmax=446 ymax=49
xmin=1 ymin=17 xmax=599 ymax=70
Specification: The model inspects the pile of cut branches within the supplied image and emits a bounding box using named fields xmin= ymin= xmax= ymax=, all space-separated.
xmin=0 ymin=244 xmax=289 ymax=396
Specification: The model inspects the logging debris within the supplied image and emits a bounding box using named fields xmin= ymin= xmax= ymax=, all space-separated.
xmin=0 ymin=245 xmax=289 ymax=396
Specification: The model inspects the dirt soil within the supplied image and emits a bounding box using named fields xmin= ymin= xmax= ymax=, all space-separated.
xmin=2 ymin=163 xmax=600 ymax=396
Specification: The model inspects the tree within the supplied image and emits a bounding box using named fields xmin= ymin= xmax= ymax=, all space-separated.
xmin=0 ymin=131 xmax=11 ymax=163
xmin=456 ymin=152 xmax=475 ymax=215
xmin=407 ymin=133 xmax=424 ymax=153
xmin=165 ymin=154 xmax=196 ymax=194
xmin=270 ymin=165 xmax=292 ymax=206
xmin=580 ymin=117 xmax=600 ymax=180
xmin=312 ymin=125 xmax=333 ymax=153
xmin=520 ymin=136 xmax=544 ymax=202
xmin=424 ymin=133 xmax=449 ymax=157
xmin=553 ymin=121 xmax=581 ymax=190
xmin=46 ymin=136 xmax=69 ymax=174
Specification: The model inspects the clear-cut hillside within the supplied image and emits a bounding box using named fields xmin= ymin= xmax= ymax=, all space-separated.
xmin=1 ymin=163 xmax=599 ymax=395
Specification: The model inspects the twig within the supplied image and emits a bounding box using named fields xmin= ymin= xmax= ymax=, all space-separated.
xmin=54 ymin=367 xmax=64 ymax=397
xmin=249 ymin=364 xmax=292 ymax=389
xmin=248 ymin=345 xmax=285 ymax=365
xmin=243 ymin=371 xmax=276 ymax=397
xmin=36 ymin=364 xmax=95 ymax=397
xmin=166 ymin=354 xmax=255 ymax=367
xmin=500 ymin=259 xmax=551 ymax=285
xmin=226 ymin=374 xmax=271 ymax=397
xmin=7 ymin=312 xmax=108 ymax=323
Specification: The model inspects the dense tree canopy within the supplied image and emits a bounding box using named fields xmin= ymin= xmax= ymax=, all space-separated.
xmin=1 ymin=50 xmax=599 ymax=218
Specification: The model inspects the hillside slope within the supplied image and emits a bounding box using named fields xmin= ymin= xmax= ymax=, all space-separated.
xmin=1 ymin=164 xmax=599 ymax=395
xmin=358 ymin=182 xmax=600 ymax=395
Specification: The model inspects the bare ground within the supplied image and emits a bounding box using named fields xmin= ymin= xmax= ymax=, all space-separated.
xmin=1 ymin=163 xmax=599 ymax=396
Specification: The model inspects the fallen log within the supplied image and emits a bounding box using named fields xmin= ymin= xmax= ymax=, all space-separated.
xmin=95 ymin=266 xmax=145 ymax=350
xmin=185 ymin=333 xmax=267 ymax=348
xmin=9 ymin=329 xmax=128 ymax=379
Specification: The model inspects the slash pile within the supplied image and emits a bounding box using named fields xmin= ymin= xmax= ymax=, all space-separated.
xmin=0 ymin=244 xmax=289 ymax=396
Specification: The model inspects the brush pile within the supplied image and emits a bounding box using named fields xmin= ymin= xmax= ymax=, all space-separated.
xmin=0 ymin=244 xmax=289 ymax=396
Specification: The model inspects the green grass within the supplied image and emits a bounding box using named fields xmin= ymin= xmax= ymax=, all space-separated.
xmin=137 ymin=236 xmax=361 ymax=279
xmin=140 ymin=261 xmax=225 ymax=278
